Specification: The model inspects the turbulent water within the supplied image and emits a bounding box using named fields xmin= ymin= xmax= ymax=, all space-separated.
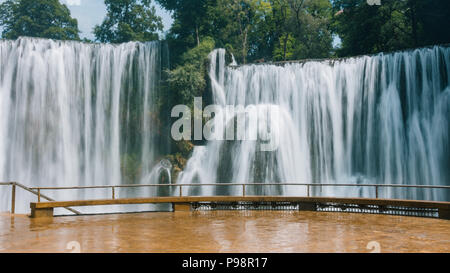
xmin=0 ymin=37 xmax=167 ymax=213
xmin=179 ymin=46 xmax=450 ymax=201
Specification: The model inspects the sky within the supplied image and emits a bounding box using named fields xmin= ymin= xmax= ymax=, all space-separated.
xmin=63 ymin=0 xmax=173 ymax=40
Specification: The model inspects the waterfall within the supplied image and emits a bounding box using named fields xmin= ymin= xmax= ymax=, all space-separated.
xmin=0 ymin=37 xmax=448 ymax=214
xmin=0 ymin=37 xmax=166 ymax=213
xmin=178 ymin=46 xmax=450 ymax=201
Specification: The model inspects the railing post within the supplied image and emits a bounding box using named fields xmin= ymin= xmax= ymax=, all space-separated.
xmin=37 ymin=189 xmax=41 ymax=202
xmin=375 ymin=186 xmax=378 ymax=199
xmin=11 ymin=182 xmax=16 ymax=214
xmin=243 ymin=184 xmax=245 ymax=197
xmin=112 ymin=187 xmax=115 ymax=200
xmin=179 ymin=185 xmax=182 ymax=197
xmin=307 ymin=185 xmax=310 ymax=197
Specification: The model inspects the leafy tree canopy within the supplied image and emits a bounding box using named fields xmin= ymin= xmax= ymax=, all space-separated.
xmin=158 ymin=0 xmax=333 ymax=64
xmin=156 ymin=0 xmax=214 ymax=64
xmin=167 ymin=37 xmax=215 ymax=107
xmin=332 ymin=0 xmax=450 ymax=57
xmin=271 ymin=0 xmax=333 ymax=61
xmin=0 ymin=0 xmax=80 ymax=40
xmin=94 ymin=0 xmax=163 ymax=43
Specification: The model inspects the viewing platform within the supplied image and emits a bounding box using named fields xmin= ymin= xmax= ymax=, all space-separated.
xmin=1 ymin=182 xmax=450 ymax=253
xmin=2 ymin=211 xmax=450 ymax=253
xmin=2 ymin=182 xmax=449 ymax=219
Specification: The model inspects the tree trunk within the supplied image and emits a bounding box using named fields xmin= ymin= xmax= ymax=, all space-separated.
xmin=242 ymin=28 xmax=248 ymax=64
xmin=196 ymin=25 xmax=200 ymax=46
xmin=283 ymin=33 xmax=289 ymax=61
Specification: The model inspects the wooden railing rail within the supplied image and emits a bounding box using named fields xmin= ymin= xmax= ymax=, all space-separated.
xmin=2 ymin=182 xmax=449 ymax=215
xmin=0 ymin=182 xmax=80 ymax=215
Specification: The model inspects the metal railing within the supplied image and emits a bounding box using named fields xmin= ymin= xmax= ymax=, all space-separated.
xmin=1 ymin=182 xmax=449 ymax=214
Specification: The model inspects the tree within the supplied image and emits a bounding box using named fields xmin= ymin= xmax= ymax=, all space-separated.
xmin=214 ymin=0 xmax=332 ymax=62
xmin=157 ymin=0 xmax=212 ymax=47
xmin=415 ymin=0 xmax=450 ymax=46
xmin=271 ymin=0 xmax=333 ymax=61
xmin=159 ymin=0 xmax=333 ymax=64
xmin=156 ymin=0 xmax=214 ymax=65
xmin=332 ymin=0 xmax=411 ymax=56
xmin=332 ymin=0 xmax=450 ymax=57
xmin=292 ymin=0 xmax=333 ymax=59
xmin=270 ymin=0 xmax=293 ymax=61
xmin=94 ymin=0 xmax=163 ymax=43
xmin=0 ymin=0 xmax=80 ymax=40
xmin=221 ymin=0 xmax=271 ymax=64
xmin=167 ymin=37 xmax=215 ymax=107
xmin=158 ymin=0 xmax=275 ymax=64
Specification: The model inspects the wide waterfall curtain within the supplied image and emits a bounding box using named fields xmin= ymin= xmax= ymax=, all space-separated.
xmin=179 ymin=46 xmax=450 ymax=201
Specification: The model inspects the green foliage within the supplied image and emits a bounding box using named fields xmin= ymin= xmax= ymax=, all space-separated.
xmin=418 ymin=0 xmax=450 ymax=46
xmin=228 ymin=0 xmax=272 ymax=63
xmin=157 ymin=38 xmax=215 ymax=171
xmin=157 ymin=0 xmax=214 ymax=65
xmin=94 ymin=0 xmax=163 ymax=43
xmin=0 ymin=0 xmax=80 ymax=40
xmin=332 ymin=0 xmax=450 ymax=57
xmin=271 ymin=0 xmax=333 ymax=61
xmin=179 ymin=37 xmax=216 ymax=66
xmin=160 ymin=0 xmax=450 ymax=63
xmin=168 ymin=66 xmax=206 ymax=107
xmin=167 ymin=37 xmax=215 ymax=107
xmin=273 ymin=33 xmax=296 ymax=61
xmin=158 ymin=0 xmax=333 ymax=64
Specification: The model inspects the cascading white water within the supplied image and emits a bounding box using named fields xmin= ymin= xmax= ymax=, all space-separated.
xmin=179 ymin=46 xmax=450 ymax=201
xmin=1 ymin=38 xmax=448 ymax=214
xmin=0 ymin=37 xmax=166 ymax=213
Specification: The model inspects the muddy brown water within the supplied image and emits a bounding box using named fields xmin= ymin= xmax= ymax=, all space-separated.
xmin=0 ymin=211 xmax=449 ymax=253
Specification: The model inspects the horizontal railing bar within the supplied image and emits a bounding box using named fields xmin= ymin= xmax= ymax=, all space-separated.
xmin=5 ymin=182 xmax=81 ymax=215
xmin=3 ymin=181 xmax=449 ymax=215
xmin=14 ymin=182 xmax=81 ymax=215
xmin=29 ymin=183 xmax=450 ymax=191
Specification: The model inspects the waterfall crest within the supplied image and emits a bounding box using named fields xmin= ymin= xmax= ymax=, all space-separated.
xmin=179 ymin=46 xmax=450 ymax=201
xmin=0 ymin=37 xmax=166 ymax=213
